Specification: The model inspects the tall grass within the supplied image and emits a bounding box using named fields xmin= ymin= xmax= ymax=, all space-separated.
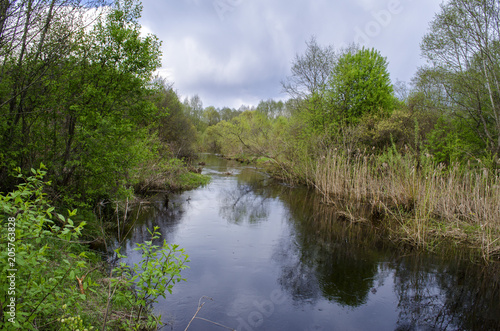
xmin=309 ymin=148 xmax=500 ymax=261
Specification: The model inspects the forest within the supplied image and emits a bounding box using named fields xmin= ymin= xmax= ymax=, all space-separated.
xmin=0 ymin=0 xmax=499 ymax=329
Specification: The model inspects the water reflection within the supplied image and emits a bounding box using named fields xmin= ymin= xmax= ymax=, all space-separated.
xmin=275 ymin=188 xmax=383 ymax=307
xmin=218 ymin=182 xmax=270 ymax=224
xmin=121 ymin=154 xmax=500 ymax=331
xmin=277 ymin=184 xmax=500 ymax=329
xmin=120 ymin=196 xmax=188 ymax=251
xmin=218 ymin=168 xmax=284 ymax=224
xmin=393 ymin=255 xmax=500 ymax=330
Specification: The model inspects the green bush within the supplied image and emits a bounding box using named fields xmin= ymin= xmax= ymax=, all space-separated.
xmin=111 ymin=226 xmax=189 ymax=329
xmin=0 ymin=165 xmax=91 ymax=329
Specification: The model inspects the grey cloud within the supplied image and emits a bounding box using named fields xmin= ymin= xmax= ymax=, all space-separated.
xmin=140 ymin=0 xmax=441 ymax=108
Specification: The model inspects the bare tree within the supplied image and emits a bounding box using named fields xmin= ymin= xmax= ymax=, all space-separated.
xmin=281 ymin=36 xmax=337 ymax=100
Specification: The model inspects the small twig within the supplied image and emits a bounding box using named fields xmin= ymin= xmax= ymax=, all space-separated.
xmin=184 ymin=296 xmax=235 ymax=331
xmin=184 ymin=296 xmax=212 ymax=331
xmin=194 ymin=317 xmax=235 ymax=330
xmin=75 ymin=265 xmax=101 ymax=295
xmin=184 ymin=302 xmax=205 ymax=331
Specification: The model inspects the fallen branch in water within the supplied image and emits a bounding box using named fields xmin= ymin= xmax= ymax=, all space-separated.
xmin=184 ymin=296 xmax=235 ymax=331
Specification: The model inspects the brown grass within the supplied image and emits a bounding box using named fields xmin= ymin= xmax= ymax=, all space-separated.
xmin=309 ymin=148 xmax=500 ymax=261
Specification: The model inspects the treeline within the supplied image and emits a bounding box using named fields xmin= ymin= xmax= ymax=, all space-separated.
xmin=181 ymin=96 xmax=288 ymax=132
xmin=198 ymin=0 xmax=500 ymax=260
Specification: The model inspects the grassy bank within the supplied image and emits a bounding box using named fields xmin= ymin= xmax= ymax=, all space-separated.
xmin=304 ymin=148 xmax=500 ymax=261
xmin=131 ymin=158 xmax=210 ymax=195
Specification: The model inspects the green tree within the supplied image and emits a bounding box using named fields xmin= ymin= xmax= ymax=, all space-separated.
xmin=220 ymin=106 xmax=242 ymax=121
xmin=183 ymin=94 xmax=206 ymax=131
xmin=281 ymin=37 xmax=339 ymax=127
xmin=155 ymin=81 xmax=198 ymax=159
xmin=53 ymin=0 xmax=162 ymax=203
xmin=203 ymin=106 xmax=221 ymax=126
xmin=0 ymin=0 xmax=101 ymax=190
xmin=256 ymin=99 xmax=288 ymax=118
xmin=203 ymin=111 xmax=273 ymax=157
xmin=420 ymin=0 xmax=500 ymax=158
xmin=0 ymin=0 xmax=163 ymax=205
xmin=327 ymin=47 xmax=395 ymax=127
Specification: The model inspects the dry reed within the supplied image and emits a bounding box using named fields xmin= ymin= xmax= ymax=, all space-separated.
xmin=310 ymin=149 xmax=500 ymax=261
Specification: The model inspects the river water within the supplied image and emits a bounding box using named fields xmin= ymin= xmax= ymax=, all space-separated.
xmin=120 ymin=154 xmax=500 ymax=331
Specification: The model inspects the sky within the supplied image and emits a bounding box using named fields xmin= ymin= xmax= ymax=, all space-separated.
xmin=139 ymin=0 xmax=443 ymax=109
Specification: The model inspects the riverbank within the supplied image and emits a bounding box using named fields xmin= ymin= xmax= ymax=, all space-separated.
xmin=220 ymin=150 xmax=500 ymax=262
xmin=310 ymin=149 xmax=500 ymax=262
xmin=0 ymin=164 xmax=203 ymax=330
xmin=121 ymin=153 xmax=500 ymax=330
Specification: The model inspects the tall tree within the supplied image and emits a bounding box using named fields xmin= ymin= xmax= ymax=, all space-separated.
xmin=256 ymin=99 xmax=287 ymax=119
xmin=183 ymin=94 xmax=205 ymax=131
xmin=203 ymin=106 xmax=221 ymax=126
xmin=156 ymin=81 xmax=197 ymax=159
xmin=420 ymin=0 xmax=500 ymax=157
xmin=0 ymin=0 xmax=163 ymax=203
xmin=281 ymin=37 xmax=358 ymax=133
xmin=0 ymin=0 xmax=106 ymax=185
xmin=281 ymin=36 xmax=337 ymax=100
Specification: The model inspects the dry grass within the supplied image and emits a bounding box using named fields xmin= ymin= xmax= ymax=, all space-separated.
xmin=310 ymin=148 xmax=500 ymax=261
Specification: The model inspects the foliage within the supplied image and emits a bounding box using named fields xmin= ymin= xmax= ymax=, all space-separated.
xmin=0 ymin=167 xmax=192 ymax=329
xmin=327 ymin=47 xmax=395 ymax=127
xmin=256 ymin=99 xmax=289 ymax=118
xmin=203 ymin=106 xmax=221 ymax=127
xmin=426 ymin=117 xmax=476 ymax=165
xmin=220 ymin=106 xmax=243 ymax=122
xmin=112 ymin=226 xmax=189 ymax=327
xmin=420 ymin=0 xmax=500 ymax=158
xmin=201 ymin=110 xmax=274 ymax=157
xmin=0 ymin=0 xmax=164 ymax=206
xmin=155 ymin=81 xmax=198 ymax=159
xmin=131 ymin=154 xmax=210 ymax=194
xmin=183 ymin=95 xmax=206 ymax=132
xmin=356 ymin=105 xmax=438 ymax=150
xmin=0 ymin=166 xmax=91 ymax=329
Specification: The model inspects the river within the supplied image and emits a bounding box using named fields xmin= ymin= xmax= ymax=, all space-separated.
xmin=119 ymin=154 xmax=500 ymax=331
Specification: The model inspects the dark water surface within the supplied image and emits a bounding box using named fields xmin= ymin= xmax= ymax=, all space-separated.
xmin=120 ymin=154 xmax=500 ymax=331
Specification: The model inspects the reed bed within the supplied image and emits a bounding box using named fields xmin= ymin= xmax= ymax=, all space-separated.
xmin=310 ymin=149 xmax=500 ymax=261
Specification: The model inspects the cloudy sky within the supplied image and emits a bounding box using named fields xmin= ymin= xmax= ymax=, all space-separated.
xmin=139 ymin=0 xmax=443 ymax=109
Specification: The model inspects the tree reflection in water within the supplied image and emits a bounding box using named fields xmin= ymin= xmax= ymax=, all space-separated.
xmin=218 ymin=168 xmax=282 ymax=224
xmin=275 ymin=187 xmax=383 ymax=307
xmin=121 ymin=155 xmax=500 ymax=330
xmin=273 ymin=183 xmax=500 ymax=329
xmin=393 ymin=255 xmax=500 ymax=330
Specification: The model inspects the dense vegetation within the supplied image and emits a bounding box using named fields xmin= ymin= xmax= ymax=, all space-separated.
xmin=0 ymin=0 xmax=204 ymax=329
xmin=1 ymin=0 xmax=499 ymax=329
xmin=199 ymin=1 xmax=500 ymax=261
